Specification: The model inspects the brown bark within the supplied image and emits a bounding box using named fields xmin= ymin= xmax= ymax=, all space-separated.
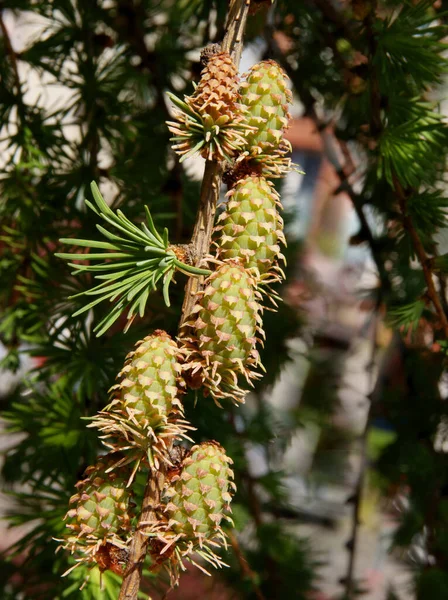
xmin=118 ymin=471 xmax=163 ymax=600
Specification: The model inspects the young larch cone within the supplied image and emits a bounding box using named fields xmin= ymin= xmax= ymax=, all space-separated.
xmin=189 ymin=51 xmax=239 ymax=116
xmin=151 ymin=441 xmax=235 ymax=583
xmin=180 ymin=262 xmax=264 ymax=405
xmin=238 ymin=60 xmax=293 ymax=177
xmin=214 ymin=175 xmax=286 ymax=279
xmin=61 ymin=455 xmax=134 ymax=573
xmin=167 ymin=51 xmax=250 ymax=162
xmin=89 ymin=331 xmax=191 ymax=472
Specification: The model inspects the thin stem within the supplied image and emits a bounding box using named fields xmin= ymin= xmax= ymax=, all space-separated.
xmin=180 ymin=159 xmax=223 ymax=321
xmin=322 ymin=131 xmax=391 ymax=294
xmin=228 ymin=530 xmax=266 ymax=600
xmin=119 ymin=3 xmax=252 ymax=598
xmin=224 ymin=0 xmax=252 ymax=63
xmin=393 ymin=176 xmax=448 ymax=338
xmin=344 ymin=300 xmax=380 ymax=598
xmin=118 ymin=469 xmax=163 ymax=600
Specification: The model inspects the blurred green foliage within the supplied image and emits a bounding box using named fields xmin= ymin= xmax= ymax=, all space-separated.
xmin=1 ymin=1 xmax=448 ymax=599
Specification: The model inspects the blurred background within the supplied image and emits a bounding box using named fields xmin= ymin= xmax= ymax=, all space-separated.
xmin=1 ymin=1 xmax=448 ymax=599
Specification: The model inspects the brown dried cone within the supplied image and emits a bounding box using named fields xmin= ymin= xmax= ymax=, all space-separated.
xmin=166 ymin=51 xmax=252 ymax=162
xmin=60 ymin=455 xmax=135 ymax=576
xmin=237 ymin=59 xmax=294 ymax=177
xmin=180 ymin=261 xmax=265 ymax=405
xmin=89 ymin=331 xmax=192 ymax=477
xmin=214 ymin=174 xmax=286 ymax=280
xmin=149 ymin=441 xmax=235 ymax=584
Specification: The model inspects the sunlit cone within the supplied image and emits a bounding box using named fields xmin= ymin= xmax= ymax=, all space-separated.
xmin=89 ymin=330 xmax=191 ymax=472
xmin=167 ymin=51 xmax=251 ymax=162
xmin=239 ymin=60 xmax=293 ymax=176
xmin=163 ymin=442 xmax=234 ymax=541
xmin=180 ymin=262 xmax=264 ymax=404
xmin=214 ymin=175 xmax=286 ymax=279
xmin=240 ymin=60 xmax=292 ymax=152
xmin=151 ymin=441 xmax=235 ymax=582
xmin=61 ymin=455 xmax=134 ymax=574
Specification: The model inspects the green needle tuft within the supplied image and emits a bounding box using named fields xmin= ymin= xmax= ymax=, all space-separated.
xmin=55 ymin=182 xmax=211 ymax=335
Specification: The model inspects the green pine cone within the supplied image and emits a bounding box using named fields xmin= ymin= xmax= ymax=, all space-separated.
xmin=181 ymin=262 xmax=264 ymax=404
xmin=239 ymin=60 xmax=293 ymax=176
xmin=90 ymin=330 xmax=188 ymax=467
xmin=152 ymin=441 xmax=234 ymax=579
xmin=240 ymin=60 xmax=292 ymax=153
xmin=163 ymin=442 xmax=234 ymax=539
xmin=214 ymin=175 xmax=286 ymax=277
xmin=62 ymin=455 xmax=134 ymax=570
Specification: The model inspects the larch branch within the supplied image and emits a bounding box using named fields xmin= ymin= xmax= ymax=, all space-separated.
xmin=119 ymin=2 xmax=252 ymax=598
